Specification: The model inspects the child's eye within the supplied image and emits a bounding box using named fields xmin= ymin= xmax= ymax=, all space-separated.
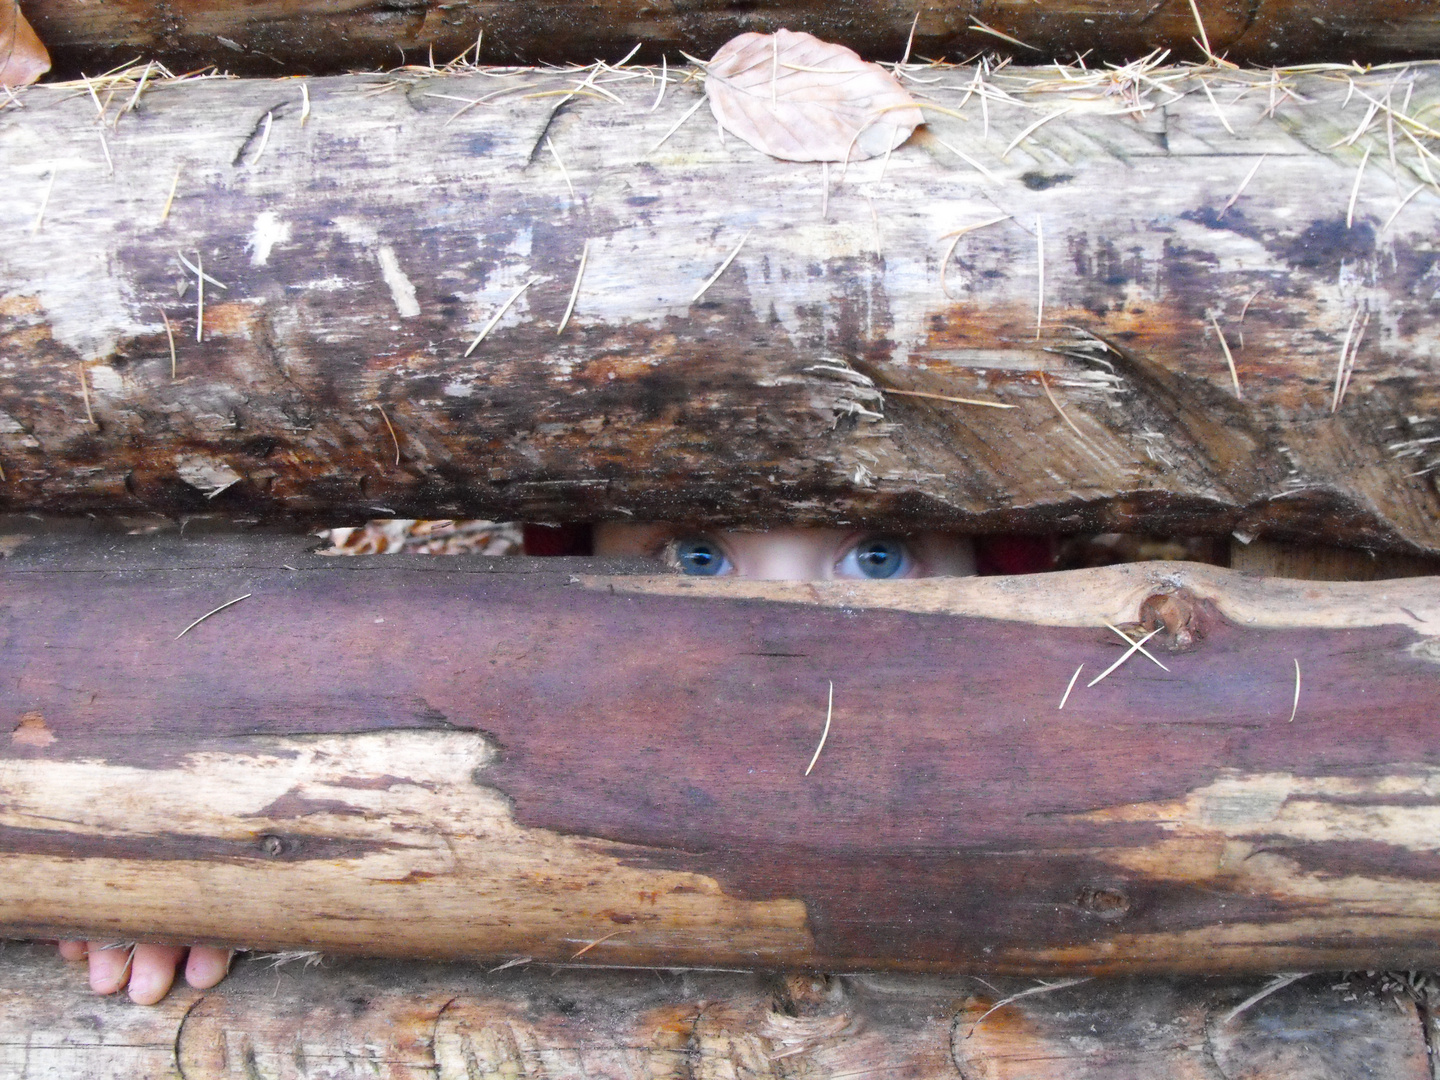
xmin=838 ymin=536 xmax=911 ymax=579
xmin=673 ymin=536 xmax=732 ymax=576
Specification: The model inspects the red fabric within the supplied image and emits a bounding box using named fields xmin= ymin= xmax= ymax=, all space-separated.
xmin=522 ymin=523 xmax=594 ymax=557
xmin=974 ymin=535 xmax=1056 ymax=576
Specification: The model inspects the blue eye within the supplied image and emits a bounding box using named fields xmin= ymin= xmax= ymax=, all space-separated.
xmin=841 ymin=536 xmax=910 ymax=579
xmin=674 ymin=536 xmax=731 ymax=576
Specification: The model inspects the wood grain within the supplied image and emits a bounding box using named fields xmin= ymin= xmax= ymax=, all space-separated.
xmin=19 ymin=0 xmax=1440 ymax=77
xmin=0 ymin=944 xmax=1429 ymax=1079
xmin=1 ymin=531 xmax=1438 ymax=973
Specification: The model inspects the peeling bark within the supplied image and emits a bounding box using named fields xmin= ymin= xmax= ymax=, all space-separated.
xmin=2 ymin=63 xmax=1440 ymax=549
xmin=1 ymin=531 xmax=1439 ymax=973
xmin=20 ymin=0 xmax=1440 ymax=77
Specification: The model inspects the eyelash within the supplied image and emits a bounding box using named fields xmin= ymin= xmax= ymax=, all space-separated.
xmin=836 ymin=535 xmax=913 ymax=579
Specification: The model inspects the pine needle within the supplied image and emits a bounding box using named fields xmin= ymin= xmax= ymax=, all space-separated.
xmin=1210 ymin=314 xmax=1241 ymax=399
xmin=545 ymin=135 xmax=575 ymax=197
xmin=804 ymin=681 xmax=834 ymax=776
xmin=77 ymin=364 xmax=95 ymax=428
xmin=176 ymin=593 xmax=251 ymax=639
xmin=557 ymin=239 xmax=588 ymax=334
xmin=939 ymin=214 xmax=1011 ymax=296
xmin=376 ymin=405 xmax=400 ymax=465
xmin=1034 ymin=215 xmax=1044 ymax=339
xmin=175 ymin=251 xmax=228 ymax=291
xmin=1186 ymin=0 xmax=1214 ymax=61
xmin=883 ymin=388 xmax=1016 ymax=409
xmin=1058 ymin=664 xmax=1084 ymax=709
xmin=649 ymin=96 xmax=704 ymax=155
xmin=650 ymin=54 xmax=668 ymax=112
xmin=159 ymin=308 xmax=177 ymax=378
xmin=1199 ymin=78 xmax=1233 ymax=134
xmin=1381 ymin=183 xmax=1425 ymax=233
xmin=159 ymin=163 xmax=181 ymax=224
xmin=1222 ymin=973 xmax=1308 ymax=1024
xmin=966 ymin=978 xmax=1092 ymax=1038
xmin=1001 ymin=107 xmax=1071 ymax=160
xmin=1338 ymin=310 xmax=1369 ymax=409
xmin=927 ymin=135 xmax=1001 ymax=182
xmin=969 ymin=18 xmax=1040 ymax=52
xmin=1039 ymin=372 xmax=1086 ymax=441
xmin=250 ymin=110 xmax=273 ymax=165
xmin=30 ymin=169 xmax=55 ymax=234
xmin=570 ymin=928 xmax=631 ymax=960
xmin=1105 ymin=623 xmax=1170 ymax=671
xmin=96 ymin=128 xmax=113 ymax=176
xmin=1347 ymin=145 xmax=1371 ymax=228
xmin=1218 ymin=154 xmax=1266 ymax=217
xmin=464 ymin=277 xmax=539 ymax=357
xmin=1086 ymin=626 xmax=1163 ymax=687
xmin=691 ymin=231 xmax=750 ymax=303
xmin=195 ymin=251 xmax=204 ymax=342
xmin=1330 ymin=306 xmax=1362 ymax=414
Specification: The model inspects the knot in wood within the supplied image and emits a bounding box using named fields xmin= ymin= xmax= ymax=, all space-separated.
xmin=259 ymin=834 xmax=289 ymax=858
xmin=1073 ymin=886 xmax=1132 ymax=921
xmin=1140 ymin=589 xmax=1206 ymax=651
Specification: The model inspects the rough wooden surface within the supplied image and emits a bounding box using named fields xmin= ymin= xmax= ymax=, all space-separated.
xmin=0 ymin=943 xmax=1430 ymax=1080
xmin=2 ymin=530 xmax=1439 ymax=974
xmin=20 ymin=0 xmax=1440 ymax=77
xmin=5 ymin=61 xmax=1440 ymax=549
xmin=1232 ymin=537 xmax=1440 ymax=581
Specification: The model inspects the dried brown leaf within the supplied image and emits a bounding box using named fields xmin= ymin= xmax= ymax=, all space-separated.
xmin=704 ymin=29 xmax=922 ymax=162
xmin=0 ymin=1 xmax=50 ymax=89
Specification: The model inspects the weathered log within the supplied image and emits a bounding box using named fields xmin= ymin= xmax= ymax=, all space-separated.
xmin=4 ymin=62 xmax=1440 ymax=550
xmin=2 ymin=529 xmax=1439 ymax=974
xmin=21 ymin=0 xmax=1440 ymax=78
xmin=0 ymin=943 xmax=1430 ymax=1080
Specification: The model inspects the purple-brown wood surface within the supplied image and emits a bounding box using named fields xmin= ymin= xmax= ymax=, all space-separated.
xmin=1 ymin=530 xmax=1438 ymax=974
xmin=20 ymin=0 xmax=1440 ymax=77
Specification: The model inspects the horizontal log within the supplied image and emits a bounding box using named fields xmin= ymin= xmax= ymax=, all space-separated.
xmin=2 ymin=529 xmax=1439 ymax=974
xmin=4 ymin=63 xmax=1440 ymax=550
xmin=21 ymin=0 xmax=1440 ymax=77
xmin=0 ymin=943 xmax=1429 ymax=1079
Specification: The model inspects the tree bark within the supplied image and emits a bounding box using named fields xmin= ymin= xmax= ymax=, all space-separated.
xmin=3 ymin=62 xmax=1440 ymax=550
xmin=20 ymin=0 xmax=1440 ymax=78
xmin=0 ymin=943 xmax=1430 ymax=1080
xmin=1 ymin=530 xmax=1439 ymax=974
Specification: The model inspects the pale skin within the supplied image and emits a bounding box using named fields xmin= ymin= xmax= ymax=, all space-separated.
xmin=593 ymin=523 xmax=977 ymax=580
xmin=60 ymin=525 xmax=972 ymax=1002
xmin=57 ymin=940 xmax=231 ymax=1005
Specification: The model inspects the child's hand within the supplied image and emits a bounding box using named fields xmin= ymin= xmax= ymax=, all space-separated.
xmin=58 ymin=940 xmax=232 ymax=1004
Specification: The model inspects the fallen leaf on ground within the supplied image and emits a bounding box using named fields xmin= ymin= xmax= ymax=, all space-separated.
xmin=704 ymin=29 xmax=923 ymax=162
xmin=1 ymin=1 xmax=50 ymax=88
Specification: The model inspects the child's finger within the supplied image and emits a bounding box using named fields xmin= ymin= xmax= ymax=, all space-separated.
xmin=86 ymin=942 xmax=135 ymax=995
xmin=126 ymin=943 xmax=186 ymax=1005
xmin=184 ymin=946 xmax=233 ymax=989
xmin=57 ymin=940 xmax=88 ymax=961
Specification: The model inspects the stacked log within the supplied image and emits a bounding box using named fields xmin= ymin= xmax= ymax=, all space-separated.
xmin=20 ymin=0 xmax=1440 ymax=77
xmin=2 ymin=60 xmax=1440 ymax=554
xmin=0 ymin=943 xmax=1430 ymax=1079
xmin=2 ymin=530 xmax=1438 ymax=974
